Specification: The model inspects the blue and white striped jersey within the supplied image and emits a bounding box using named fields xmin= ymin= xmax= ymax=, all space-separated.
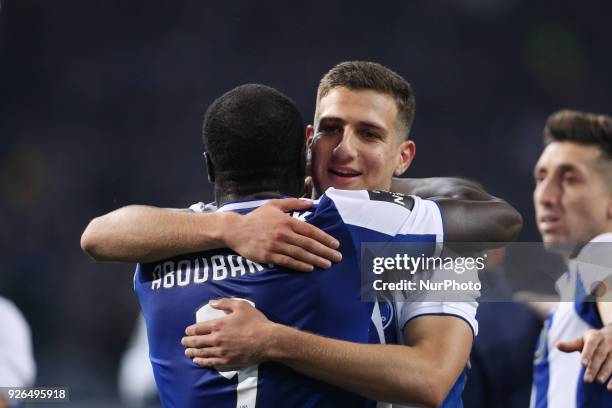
xmin=374 ymin=297 xmax=477 ymax=408
xmin=531 ymin=233 xmax=612 ymax=408
xmin=135 ymin=188 xmax=446 ymax=408
xmin=371 ymin=299 xmax=476 ymax=408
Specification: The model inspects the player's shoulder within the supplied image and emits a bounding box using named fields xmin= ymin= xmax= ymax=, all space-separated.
xmin=364 ymin=189 xmax=414 ymax=210
xmin=321 ymin=187 xmax=444 ymax=239
xmin=0 ymin=296 xmax=23 ymax=323
xmin=323 ymin=187 xmax=429 ymax=225
xmin=323 ymin=187 xmax=415 ymax=210
xmin=0 ymin=296 xmax=32 ymax=345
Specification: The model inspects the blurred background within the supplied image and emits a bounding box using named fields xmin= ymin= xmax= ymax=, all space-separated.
xmin=1 ymin=0 xmax=611 ymax=405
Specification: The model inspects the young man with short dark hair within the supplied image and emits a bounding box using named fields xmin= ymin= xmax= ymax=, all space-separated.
xmin=531 ymin=110 xmax=612 ymax=407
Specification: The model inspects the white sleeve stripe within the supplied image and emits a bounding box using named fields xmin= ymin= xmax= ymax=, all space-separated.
xmin=400 ymin=304 xmax=479 ymax=336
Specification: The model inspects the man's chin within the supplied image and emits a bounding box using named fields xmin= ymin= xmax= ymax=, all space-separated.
xmin=542 ymin=236 xmax=579 ymax=256
xmin=323 ymin=181 xmax=364 ymax=191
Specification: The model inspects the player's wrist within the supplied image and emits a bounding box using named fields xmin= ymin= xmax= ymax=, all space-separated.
xmin=212 ymin=212 xmax=241 ymax=248
xmin=262 ymin=322 xmax=297 ymax=361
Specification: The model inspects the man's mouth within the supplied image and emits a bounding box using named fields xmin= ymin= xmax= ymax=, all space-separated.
xmin=539 ymin=214 xmax=562 ymax=233
xmin=328 ymin=168 xmax=362 ymax=183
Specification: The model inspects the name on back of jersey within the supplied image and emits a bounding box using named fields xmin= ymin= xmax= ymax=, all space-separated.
xmin=147 ymin=255 xmax=272 ymax=291
xmin=367 ymin=190 xmax=415 ymax=210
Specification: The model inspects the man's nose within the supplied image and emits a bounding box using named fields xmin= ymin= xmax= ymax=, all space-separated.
xmin=535 ymin=176 xmax=561 ymax=208
xmin=332 ymin=129 xmax=357 ymax=161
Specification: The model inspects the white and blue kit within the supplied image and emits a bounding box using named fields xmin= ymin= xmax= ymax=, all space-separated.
xmin=0 ymin=297 xmax=36 ymax=389
xmin=135 ymin=188 xmax=477 ymax=408
xmin=531 ymin=233 xmax=612 ymax=408
xmin=0 ymin=296 xmax=36 ymax=408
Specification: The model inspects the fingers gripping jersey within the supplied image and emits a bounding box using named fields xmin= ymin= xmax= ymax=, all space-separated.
xmin=135 ymin=188 xmax=444 ymax=408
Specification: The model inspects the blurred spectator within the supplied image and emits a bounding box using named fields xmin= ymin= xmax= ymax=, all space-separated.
xmin=118 ymin=316 xmax=160 ymax=408
xmin=463 ymin=249 xmax=542 ymax=408
xmin=0 ymin=296 xmax=36 ymax=408
xmin=0 ymin=297 xmax=35 ymax=387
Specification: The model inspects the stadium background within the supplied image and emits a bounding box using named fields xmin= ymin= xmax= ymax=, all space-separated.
xmin=1 ymin=0 xmax=611 ymax=405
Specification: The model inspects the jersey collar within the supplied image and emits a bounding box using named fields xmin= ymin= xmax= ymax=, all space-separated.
xmin=216 ymin=194 xmax=297 ymax=212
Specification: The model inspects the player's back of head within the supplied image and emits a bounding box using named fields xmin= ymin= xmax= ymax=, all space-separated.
xmin=203 ymin=84 xmax=306 ymax=198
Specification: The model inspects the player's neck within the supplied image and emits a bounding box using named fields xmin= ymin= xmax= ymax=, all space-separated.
xmin=215 ymin=191 xmax=288 ymax=206
xmin=214 ymin=179 xmax=303 ymax=205
xmin=562 ymin=229 xmax=612 ymax=263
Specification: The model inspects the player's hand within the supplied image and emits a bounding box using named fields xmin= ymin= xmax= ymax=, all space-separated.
xmin=557 ymin=325 xmax=612 ymax=390
xmin=223 ymin=198 xmax=341 ymax=272
xmin=182 ymin=298 xmax=276 ymax=367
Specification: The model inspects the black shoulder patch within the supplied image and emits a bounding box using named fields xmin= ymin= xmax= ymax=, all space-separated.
xmin=367 ymin=190 xmax=414 ymax=210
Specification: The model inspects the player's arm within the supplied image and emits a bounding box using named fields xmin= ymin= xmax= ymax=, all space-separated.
xmin=513 ymin=290 xmax=558 ymax=320
xmin=392 ymin=177 xmax=523 ymax=243
xmin=81 ymin=205 xmax=228 ymax=262
xmin=80 ymin=199 xmax=340 ymax=270
xmin=557 ymin=301 xmax=612 ymax=391
xmin=599 ymin=300 xmax=612 ymax=327
xmin=183 ymin=299 xmax=472 ymax=407
xmin=392 ymin=176 xmax=489 ymax=200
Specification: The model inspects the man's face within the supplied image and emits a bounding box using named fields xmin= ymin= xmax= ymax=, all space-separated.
xmin=533 ymin=141 xmax=612 ymax=250
xmin=307 ymin=87 xmax=414 ymax=196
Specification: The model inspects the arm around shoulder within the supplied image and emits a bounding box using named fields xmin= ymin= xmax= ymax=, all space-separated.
xmin=81 ymin=205 xmax=232 ymax=263
xmin=392 ymin=178 xmax=523 ymax=243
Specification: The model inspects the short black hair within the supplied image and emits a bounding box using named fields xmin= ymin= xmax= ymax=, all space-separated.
xmin=544 ymin=110 xmax=612 ymax=160
xmin=316 ymin=61 xmax=416 ymax=139
xmin=203 ymin=84 xmax=306 ymax=198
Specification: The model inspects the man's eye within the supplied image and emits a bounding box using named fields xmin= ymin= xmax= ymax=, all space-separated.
xmin=362 ymin=130 xmax=380 ymax=139
xmin=562 ymin=175 xmax=577 ymax=184
xmin=319 ymin=126 xmax=342 ymax=134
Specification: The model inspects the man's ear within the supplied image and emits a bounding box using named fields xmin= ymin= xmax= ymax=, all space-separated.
xmin=306 ymin=125 xmax=315 ymax=148
xmin=306 ymin=125 xmax=315 ymax=169
xmin=394 ymin=139 xmax=416 ymax=176
xmin=204 ymin=152 xmax=215 ymax=183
